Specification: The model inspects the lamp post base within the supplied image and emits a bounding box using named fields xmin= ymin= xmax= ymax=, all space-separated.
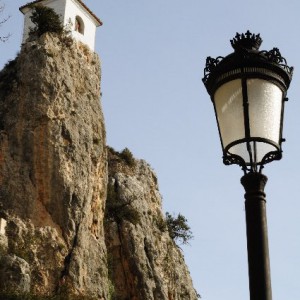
xmin=241 ymin=172 xmax=272 ymax=300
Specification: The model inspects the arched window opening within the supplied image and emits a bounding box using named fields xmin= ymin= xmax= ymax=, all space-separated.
xmin=75 ymin=16 xmax=85 ymax=35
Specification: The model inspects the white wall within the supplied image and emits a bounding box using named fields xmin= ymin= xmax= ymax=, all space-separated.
xmin=65 ymin=0 xmax=98 ymax=50
xmin=21 ymin=0 xmax=98 ymax=51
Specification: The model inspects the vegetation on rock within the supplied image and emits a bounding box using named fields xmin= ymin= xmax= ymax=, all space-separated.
xmin=0 ymin=55 xmax=19 ymax=99
xmin=108 ymin=146 xmax=136 ymax=169
xmin=105 ymin=147 xmax=139 ymax=225
xmin=166 ymin=212 xmax=193 ymax=245
xmin=119 ymin=147 xmax=136 ymax=167
xmin=29 ymin=5 xmax=63 ymax=37
xmin=105 ymin=182 xmax=140 ymax=225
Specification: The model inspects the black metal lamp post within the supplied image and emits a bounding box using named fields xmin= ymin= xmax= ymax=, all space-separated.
xmin=202 ymin=31 xmax=293 ymax=300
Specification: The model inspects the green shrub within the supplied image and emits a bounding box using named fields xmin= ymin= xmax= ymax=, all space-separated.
xmin=107 ymin=147 xmax=136 ymax=176
xmin=29 ymin=5 xmax=63 ymax=37
xmin=0 ymin=56 xmax=19 ymax=98
xmin=120 ymin=148 xmax=135 ymax=167
xmin=166 ymin=212 xmax=193 ymax=245
xmin=105 ymin=183 xmax=140 ymax=225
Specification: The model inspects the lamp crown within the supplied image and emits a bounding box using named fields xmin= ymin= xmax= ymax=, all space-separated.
xmin=230 ymin=31 xmax=262 ymax=51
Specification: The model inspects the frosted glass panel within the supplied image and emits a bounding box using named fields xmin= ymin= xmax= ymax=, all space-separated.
xmin=230 ymin=141 xmax=277 ymax=164
xmin=254 ymin=142 xmax=277 ymax=163
xmin=214 ymin=80 xmax=245 ymax=148
xmin=248 ymin=79 xmax=283 ymax=143
xmin=229 ymin=143 xmax=250 ymax=163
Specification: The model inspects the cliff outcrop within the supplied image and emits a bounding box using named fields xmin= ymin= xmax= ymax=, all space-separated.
xmin=0 ymin=33 xmax=198 ymax=299
xmin=105 ymin=149 xmax=198 ymax=300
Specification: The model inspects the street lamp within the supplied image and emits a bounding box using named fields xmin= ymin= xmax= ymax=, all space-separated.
xmin=202 ymin=31 xmax=293 ymax=300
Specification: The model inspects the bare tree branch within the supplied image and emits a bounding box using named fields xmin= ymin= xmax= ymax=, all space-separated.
xmin=0 ymin=1 xmax=11 ymax=42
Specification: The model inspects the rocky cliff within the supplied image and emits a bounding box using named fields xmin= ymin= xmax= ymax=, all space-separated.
xmin=0 ymin=33 xmax=198 ymax=299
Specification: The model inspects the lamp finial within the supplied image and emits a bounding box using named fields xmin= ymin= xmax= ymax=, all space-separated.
xmin=230 ymin=31 xmax=262 ymax=51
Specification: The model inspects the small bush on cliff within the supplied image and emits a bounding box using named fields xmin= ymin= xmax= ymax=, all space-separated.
xmin=29 ymin=5 xmax=63 ymax=37
xmin=166 ymin=212 xmax=193 ymax=245
xmin=105 ymin=182 xmax=140 ymax=225
xmin=120 ymin=148 xmax=135 ymax=167
xmin=109 ymin=147 xmax=136 ymax=168
xmin=0 ymin=56 xmax=19 ymax=94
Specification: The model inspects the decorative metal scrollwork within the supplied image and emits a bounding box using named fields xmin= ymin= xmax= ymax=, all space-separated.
xmin=223 ymin=153 xmax=246 ymax=168
xmin=202 ymin=56 xmax=224 ymax=84
xmin=261 ymin=151 xmax=282 ymax=166
xmin=260 ymin=48 xmax=294 ymax=76
xmin=265 ymin=48 xmax=285 ymax=64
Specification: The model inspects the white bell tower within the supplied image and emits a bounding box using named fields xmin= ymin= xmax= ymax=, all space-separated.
xmin=20 ymin=0 xmax=102 ymax=51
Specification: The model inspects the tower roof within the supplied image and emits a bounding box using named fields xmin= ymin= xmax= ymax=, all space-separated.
xmin=20 ymin=0 xmax=103 ymax=26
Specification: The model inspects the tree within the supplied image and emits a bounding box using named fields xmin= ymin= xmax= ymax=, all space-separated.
xmin=29 ymin=5 xmax=63 ymax=37
xmin=166 ymin=212 xmax=193 ymax=245
xmin=0 ymin=1 xmax=10 ymax=42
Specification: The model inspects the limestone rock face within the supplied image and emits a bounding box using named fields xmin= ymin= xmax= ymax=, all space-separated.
xmin=105 ymin=149 xmax=198 ymax=300
xmin=0 ymin=33 xmax=199 ymax=299
xmin=0 ymin=254 xmax=31 ymax=294
xmin=0 ymin=33 xmax=108 ymax=298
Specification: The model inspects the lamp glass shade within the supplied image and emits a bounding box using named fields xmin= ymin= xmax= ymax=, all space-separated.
xmin=248 ymin=79 xmax=283 ymax=143
xmin=214 ymin=78 xmax=283 ymax=165
xmin=214 ymin=79 xmax=245 ymax=148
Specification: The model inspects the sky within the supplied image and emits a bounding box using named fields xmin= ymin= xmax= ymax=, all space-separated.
xmin=1 ymin=1 xmax=300 ymax=299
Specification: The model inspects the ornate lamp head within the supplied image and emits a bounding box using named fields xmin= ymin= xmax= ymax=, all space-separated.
xmin=202 ymin=31 xmax=293 ymax=173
